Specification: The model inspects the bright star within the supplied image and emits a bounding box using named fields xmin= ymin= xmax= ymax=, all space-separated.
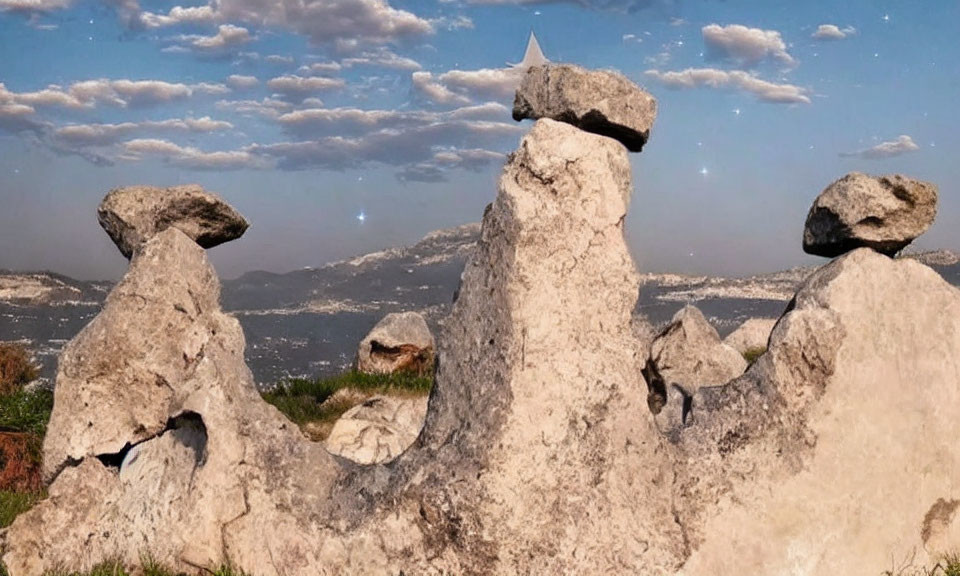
xmin=882 ymin=14 xmax=890 ymax=22
xmin=699 ymin=167 xmax=709 ymax=176
xmin=357 ymin=211 xmax=366 ymax=223
xmin=733 ymin=108 xmax=741 ymax=116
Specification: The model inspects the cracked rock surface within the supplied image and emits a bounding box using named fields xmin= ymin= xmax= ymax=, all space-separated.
xmin=98 ymin=184 xmax=249 ymax=259
xmin=803 ymin=172 xmax=937 ymax=257
xmin=513 ymin=64 xmax=657 ymax=152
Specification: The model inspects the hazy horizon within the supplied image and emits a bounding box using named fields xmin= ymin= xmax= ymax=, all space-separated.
xmin=2 ymin=0 xmax=957 ymax=281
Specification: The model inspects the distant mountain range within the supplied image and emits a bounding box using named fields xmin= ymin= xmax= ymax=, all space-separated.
xmin=2 ymin=224 xmax=958 ymax=389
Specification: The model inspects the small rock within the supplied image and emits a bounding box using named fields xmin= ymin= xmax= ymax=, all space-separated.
xmin=644 ymin=305 xmax=747 ymax=435
xmin=356 ymin=312 xmax=435 ymax=376
xmin=98 ymin=184 xmax=249 ymax=259
xmin=324 ymin=395 xmax=428 ymax=464
xmin=512 ymin=64 xmax=657 ymax=152
xmin=803 ymin=172 xmax=937 ymax=257
xmin=723 ymin=318 xmax=777 ymax=356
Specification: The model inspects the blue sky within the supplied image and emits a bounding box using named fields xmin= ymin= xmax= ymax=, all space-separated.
xmin=0 ymin=0 xmax=957 ymax=280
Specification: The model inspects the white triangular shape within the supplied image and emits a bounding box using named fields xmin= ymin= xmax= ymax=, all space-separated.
xmin=508 ymin=31 xmax=549 ymax=68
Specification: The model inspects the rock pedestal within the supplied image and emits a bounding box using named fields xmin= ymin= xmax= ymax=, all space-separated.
xmin=356 ymin=311 xmax=435 ymax=376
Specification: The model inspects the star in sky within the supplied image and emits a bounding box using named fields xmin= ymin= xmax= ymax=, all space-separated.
xmin=357 ymin=211 xmax=366 ymax=223
xmin=699 ymin=167 xmax=709 ymax=176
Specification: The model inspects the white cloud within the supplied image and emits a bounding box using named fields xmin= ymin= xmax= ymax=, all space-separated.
xmin=140 ymin=4 xmax=216 ymax=27
xmin=267 ymin=74 xmax=346 ymax=101
xmin=216 ymin=0 xmax=433 ymax=47
xmin=1 ymin=79 xmax=229 ymax=110
xmin=187 ymin=24 xmax=253 ymax=51
xmin=812 ymin=24 xmax=856 ymax=41
xmin=54 ymin=116 xmax=233 ymax=146
xmin=0 ymin=0 xmax=69 ymax=13
xmin=437 ymin=67 xmax=524 ymax=101
xmin=645 ymin=68 xmax=811 ymax=104
xmin=215 ymin=97 xmax=294 ymax=118
xmin=341 ymin=48 xmax=421 ymax=71
xmin=299 ymin=61 xmax=343 ymax=76
xmin=265 ymin=54 xmax=295 ymax=65
xmin=411 ymin=71 xmax=471 ymax=106
xmin=702 ymin=24 xmax=796 ymax=67
xmin=226 ymin=74 xmax=259 ymax=89
xmin=122 ymin=138 xmax=266 ymax=170
xmin=840 ymin=135 xmax=919 ymax=159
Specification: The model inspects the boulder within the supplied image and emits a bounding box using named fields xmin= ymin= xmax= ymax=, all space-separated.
xmin=722 ymin=317 xmax=777 ymax=356
xmin=98 ymin=184 xmax=249 ymax=258
xmin=324 ymin=395 xmax=428 ymax=464
xmin=356 ymin=311 xmax=435 ymax=376
xmin=803 ymin=172 xmax=937 ymax=257
xmin=512 ymin=64 xmax=657 ymax=152
xmin=676 ymin=248 xmax=960 ymax=574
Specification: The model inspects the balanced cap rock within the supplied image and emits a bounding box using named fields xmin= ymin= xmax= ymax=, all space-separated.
xmin=356 ymin=311 xmax=435 ymax=376
xmin=803 ymin=172 xmax=937 ymax=257
xmin=98 ymin=184 xmax=249 ymax=259
xmin=512 ymin=64 xmax=657 ymax=152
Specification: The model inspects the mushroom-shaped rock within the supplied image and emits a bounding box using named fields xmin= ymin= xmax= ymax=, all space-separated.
xmin=98 ymin=184 xmax=249 ymax=259
xmin=803 ymin=172 xmax=937 ymax=257
xmin=644 ymin=305 xmax=747 ymax=435
xmin=324 ymin=395 xmax=428 ymax=464
xmin=356 ymin=311 xmax=435 ymax=376
xmin=512 ymin=64 xmax=657 ymax=152
xmin=723 ymin=317 xmax=777 ymax=356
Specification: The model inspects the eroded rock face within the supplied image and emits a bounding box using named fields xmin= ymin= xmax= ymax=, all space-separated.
xmin=356 ymin=311 xmax=435 ymax=376
xmin=723 ymin=317 xmax=777 ymax=355
xmin=803 ymin=172 xmax=937 ymax=257
xmin=98 ymin=184 xmax=249 ymax=258
xmin=676 ymin=249 xmax=960 ymax=574
xmin=513 ymin=64 xmax=657 ymax=152
xmin=643 ymin=305 xmax=747 ymax=436
xmin=325 ymin=395 xmax=428 ymax=464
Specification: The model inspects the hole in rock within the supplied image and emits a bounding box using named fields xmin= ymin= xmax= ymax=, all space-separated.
xmin=96 ymin=411 xmax=208 ymax=471
xmin=641 ymin=358 xmax=667 ymax=415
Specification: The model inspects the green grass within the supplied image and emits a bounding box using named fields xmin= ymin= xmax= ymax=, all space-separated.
xmin=0 ymin=388 xmax=54 ymax=437
xmin=0 ymin=489 xmax=44 ymax=528
xmin=35 ymin=558 xmax=249 ymax=576
xmin=742 ymin=346 xmax=767 ymax=366
xmin=261 ymin=370 xmax=432 ymax=439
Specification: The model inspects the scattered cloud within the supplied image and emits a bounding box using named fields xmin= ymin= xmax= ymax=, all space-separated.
xmin=645 ymin=68 xmax=811 ymax=104
xmin=812 ymin=24 xmax=856 ymax=41
xmin=121 ymin=138 xmax=266 ymax=170
xmin=226 ymin=74 xmax=259 ymax=89
xmin=436 ymin=68 xmax=524 ymax=101
xmin=182 ymin=24 xmax=253 ymax=52
xmin=411 ymin=71 xmax=471 ymax=106
xmin=140 ymin=4 xmax=216 ymax=27
xmin=0 ymin=0 xmax=69 ymax=14
xmin=341 ymin=48 xmax=421 ymax=71
xmin=215 ymin=0 xmax=433 ymax=47
xmin=215 ymin=97 xmax=294 ymax=118
xmin=702 ymin=24 xmax=796 ymax=67
xmin=53 ymin=117 xmax=233 ymax=146
xmin=840 ymin=135 xmax=919 ymax=159
xmin=298 ymin=61 xmax=343 ymax=76
xmin=267 ymin=74 xmax=347 ymax=101
xmin=276 ymin=102 xmax=513 ymax=137
xmin=265 ymin=54 xmax=295 ymax=65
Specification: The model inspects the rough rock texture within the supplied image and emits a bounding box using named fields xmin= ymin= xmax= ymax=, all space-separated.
xmin=513 ymin=64 xmax=657 ymax=152
xmin=643 ymin=305 xmax=747 ymax=436
xmin=356 ymin=311 xmax=435 ymax=376
xmin=722 ymin=317 xmax=777 ymax=355
xmin=675 ymin=248 xmax=960 ymax=574
xmin=98 ymin=184 xmax=249 ymax=258
xmin=803 ymin=172 xmax=937 ymax=257
xmin=325 ymin=395 xmax=428 ymax=464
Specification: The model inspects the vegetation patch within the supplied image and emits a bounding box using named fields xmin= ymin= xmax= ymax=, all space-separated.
xmin=0 ymin=343 xmax=37 ymax=396
xmin=742 ymin=346 xmax=767 ymax=366
xmin=262 ymin=370 xmax=432 ymax=441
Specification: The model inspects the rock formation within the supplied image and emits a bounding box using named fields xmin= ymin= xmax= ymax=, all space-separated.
xmin=803 ymin=172 xmax=937 ymax=257
xmin=98 ymin=184 xmax=249 ymax=259
xmin=5 ymin=63 xmax=960 ymax=576
xmin=723 ymin=317 xmax=777 ymax=355
xmin=356 ymin=311 xmax=435 ymax=376
xmin=324 ymin=395 xmax=428 ymax=464
xmin=513 ymin=64 xmax=657 ymax=151
xmin=643 ymin=305 xmax=747 ymax=436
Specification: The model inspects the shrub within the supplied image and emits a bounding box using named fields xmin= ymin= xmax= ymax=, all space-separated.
xmin=0 ymin=388 xmax=54 ymax=437
xmin=0 ymin=343 xmax=37 ymax=396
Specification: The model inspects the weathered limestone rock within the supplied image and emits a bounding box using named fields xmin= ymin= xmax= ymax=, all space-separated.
xmin=98 ymin=184 xmax=249 ymax=258
xmin=325 ymin=395 xmax=428 ymax=464
xmin=723 ymin=317 xmax=777 ymax=355
xmin=513 ymin=64 xmax=657 ymax=152
xmin=803 ymin=172 xmax=937 ymax=257
xmin=675 ymin=248 xmax=960 ymax=574
xmin=356 ymin=311 xmax=435 ymax=376
xmin=643 ymin=305 xmax=747 ymax=436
